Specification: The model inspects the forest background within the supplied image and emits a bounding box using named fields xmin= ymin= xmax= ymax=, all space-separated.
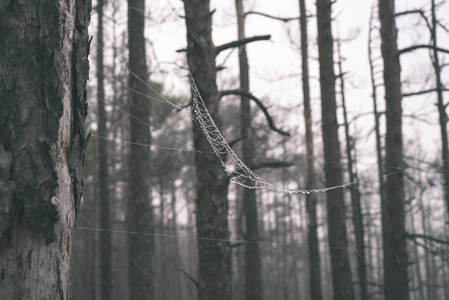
xmin=71 ymin=0 xmax=449 ymax=299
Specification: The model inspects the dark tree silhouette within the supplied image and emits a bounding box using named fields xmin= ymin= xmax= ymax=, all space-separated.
xmin=235 ymin=0 xmax=263 ymax=299
xmin=127 ymin=0 xmax=154 ymax=298
xmin=183 ymin=0 xmax=232 ymax=299
xmin=316 ymin=0 xmax=354 ymax=298
xmin=379 ymin=0 xmax=409 ymax=298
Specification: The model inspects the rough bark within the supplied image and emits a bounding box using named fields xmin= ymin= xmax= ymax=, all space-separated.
xmin=183 ymin=0 xmax=232 ymax=299
xmin=337 ymin=40 xmax=368 ymax=300
xmin=299 ymin=0 xmax=323 ymax=299
xmin=0 ymin=0 xmax=91 ymax=298
xmin=235 ymin=1 xmax=263 ymax=299
xmin=378 ymin=0 xmax=409 ymax=298
xmin=127 ymin=0 xmax=154 ymax=298
xmin=316 ymin=0 xmax=354 ymax=299
xmin=96 ymin=0 xmax=112 ymax=298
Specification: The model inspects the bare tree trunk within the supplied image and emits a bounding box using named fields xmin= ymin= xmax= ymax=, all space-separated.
xmin=378 ymin=0 xmax=409 ymax=298
xmin=316 ymin=0 xmax=354 ymax=299
xmin=431 ymin=0 xmax=449 ymax=221
xmin=368 ymin=9 xmax=386 ymax=297
xmin=96 ymin=1 xmax=112 ymax=298
xmin=336 ymin=39 xmax=368 ymax=300
xmin=170 ymin=185 xmax=182 ymax=300
xmin=410 ymin=204 xmax=425 ymax=300
xmin=234 ymin=1 xmax=263 ymax=299
xmin=299 ymin=1 xmax=323 ymax=298
xmin=0 ymin=0 xmax=90 ymax=298
xmin=289 ymin=196 xmax=301 ymax=300
xmin=183 ymin=1 xmax=232 ymax=299
xmin=127 ymin=0 xmax=154 ymax=298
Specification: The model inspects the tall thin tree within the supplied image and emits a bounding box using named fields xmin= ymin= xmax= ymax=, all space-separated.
xmin=0 ymin=0 xmax=90 ymax=298
xmin=378 ymin=0 xmax=409 ymax=298
xmin=299 ymin=0 xmax=323 ymax=298
xmin=127 ymin=0 xmax=154 ymax=298
xmin=336 ymin=39 xmax=368 ymax=300
xmin=431 ymin=0 xmax=449 ymax=220
xmin=235 ymin=0 xmax=263 ymax=299
xmin=183 ymin=0 xmax=232 ymax=299
xmin=316 ymin=0 xmax=354 ymax=298
xmin=96 ymin=0 xmax=112 ymax=298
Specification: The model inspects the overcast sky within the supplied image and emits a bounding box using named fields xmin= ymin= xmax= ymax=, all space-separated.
xmin=93 ymin=0 xmax=449 ymax=171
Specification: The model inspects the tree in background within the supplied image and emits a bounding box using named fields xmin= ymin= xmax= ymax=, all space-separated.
xmin=127 ymin=0 xmax=154 ymax=298
xmin=378 ymin=0 xmax=409 ymax=298
xmin=316 ymin=0 xmax=354 ymax=298
xmin=0 ymin=0 xmax=90 ymax=298
xmin=336 ymin=39 xmax=368 ymax=300
xmin=235 ymin=0 xmax=263 ymax=299
xmin=96 ymin=0 xmax=112 ymax=298
xmin=431 ymin=0 xmax=449 ymax=221
xmin=183 ymin=0 xmax=232 ymax=299
xmin=299 ymin=0 xmax=324 ymax=299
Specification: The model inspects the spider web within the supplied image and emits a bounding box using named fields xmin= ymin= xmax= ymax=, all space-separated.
xmin=188 ymin=74 xmax=345 ymax=194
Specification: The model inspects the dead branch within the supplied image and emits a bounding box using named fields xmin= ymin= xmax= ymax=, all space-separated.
xmin=171 ymin=261 xmax=200 ymax=289
xmin=399 ymin=44 xmax=449 ymax=55
xmin=407 ymin=233 xmax=449 ymax=245
xmin=220 ymin=89 xmax=290 ymax=136
xmin=245 ymin=11 xmax=309 ymax=22
xmin=395 ymin=9 xmax=431 ymax=31
xmin=403 ymin=87 xmax=449 ymax=97
xmin=175 ymin=35 xmax=271 ymax=53
xmin=215 ymin=35 xmax=271 ymax=54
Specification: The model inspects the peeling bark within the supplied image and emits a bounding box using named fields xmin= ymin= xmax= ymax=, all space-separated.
xmin=0 ymin=0 xmax=91 ymax=298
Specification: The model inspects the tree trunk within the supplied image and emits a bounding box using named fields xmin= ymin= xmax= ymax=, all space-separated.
xmin=316 ymin=0 xmax=354 ymax=299
xmin=96 ymin=1 xmax=112 ymax=299
xmin=0 ymin=0 xmax=90 ymax=298
xmin=410 ymin=207 xmax=425 ymax=300
xmin=368 ymin=9 xmax=386 ymax=296
xmin=431 ymin=0 xmax=449 ymax=222
xmin=378 ymin=0 xmax=409 ymax=298
xmin=337 ymin=39 xmax=368 ymax=300
xmin=183 ymin=1 xmax=232 ymax=299
xmin=299 ymin=0 xmax=324 ymax=298
xmin=234 ymin=1 xmax=263 ymax=299
xmin=127 ymin=0 xmax=154 ymax=298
